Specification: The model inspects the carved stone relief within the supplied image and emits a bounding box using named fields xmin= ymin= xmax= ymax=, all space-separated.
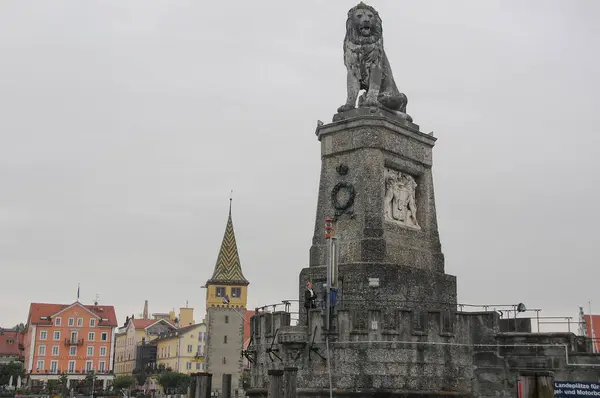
xmin=384 ymin=168 xmax=420 ymax=229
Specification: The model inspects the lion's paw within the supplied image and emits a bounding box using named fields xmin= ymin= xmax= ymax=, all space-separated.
xmin=337 ymin=104 xmax=355 ymax=113
xmin=361 ymin=99 xmax=380 ymax=108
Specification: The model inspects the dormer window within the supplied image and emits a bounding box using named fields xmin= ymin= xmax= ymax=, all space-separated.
xmin=216 ymin=287 xmax=226 ymax=298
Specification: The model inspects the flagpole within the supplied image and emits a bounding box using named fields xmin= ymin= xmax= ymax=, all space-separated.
xmin=77 ymin=283 xmax=80 ymax=302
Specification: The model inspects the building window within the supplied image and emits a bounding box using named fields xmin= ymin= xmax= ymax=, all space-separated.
xmin=167 ymin=346 xmax=170 ymax=357
xmin=38 ymin=345 xmax=46 ymax=356
xmin=71 ymin=331 xmax=78 ymax=342
xmin=99 ymin=361 xmax=106 ymax=372
xmin=187 ymin=344 xmax=193 ymax=353
xmin=77 ymin=318 xmax=83 ymax=327
xmin=231 ymin=287 xmax=241 ymax=298
xmin=69 ymin=346 xmax=77 ymax=356
xmin=36 ymin=360 xmax=44 ymax=371
xmin=223 ymin=336 xmax=228 ymax=344
xmin=51 ymin=346 xmax=59 ymax=356
xmin=40 ymin=330 xmax=48 ymax=340
xmin=68 ymin=318 xmax=74 ymax=326
xmin=222 ymin=357 xmax=226 ymax=365
xmin=101 ymin=332 xmax=108 ymax=341
xmin=87 ymin=346 xmax=94 ymax=356
xmin=53 ymin=331 xmax=60 ymax=341
xmin=68 ymin=360 xmax=76 ymax=373
xmin=55 ymin=317 xmax=62 ymax=326
xmin=225 ymin=315 xmax=229 ymax=324
xmin=197 ymin=345 xmax=202 ymax=355
xmin=186 ymin=362 xmax=192 ymax=370
xmin=90 ymin=318 xmax=96 ymax=327
xmin=50 ymin=360 xmax=58 ymax=374
xmin=196 ymin=363 xmax=200 ymax=370
xmin=86 ymin=360 xmax=93 ymax=372
xmin=6 ymin=340 xmax=13 ymax=344
xmin=88 ymin=332 xmax=95 ymax=341
xmin=216 ymin=287 xmax=226 ymax=297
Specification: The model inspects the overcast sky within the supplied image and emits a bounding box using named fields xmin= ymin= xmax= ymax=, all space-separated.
xmin=1 ymin=1 xmax=599 ymax=330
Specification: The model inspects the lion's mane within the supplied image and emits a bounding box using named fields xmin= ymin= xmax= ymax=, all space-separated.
xmin=344 ymin=2 xmax=383 ymax=46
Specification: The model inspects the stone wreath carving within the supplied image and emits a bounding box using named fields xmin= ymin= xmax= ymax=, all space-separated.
xmin=331 ymin=182 xmax=355 ymax=219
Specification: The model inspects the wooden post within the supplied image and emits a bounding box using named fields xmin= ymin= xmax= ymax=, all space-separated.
xmin=268 ymin=369 xmax=284 ymax=398
xmin=222 ymin=373 xmax=232 ymax=398
xmin=519 ymin=371 xmax=555 ymax=398
xmin=194 ymin=372 xmax=212 ymax=398
xmin=284 ymin=367 xmax=298 ymax=398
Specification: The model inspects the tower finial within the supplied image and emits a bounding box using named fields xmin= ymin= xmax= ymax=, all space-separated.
xmin=229 ymin=190 xmax=233 ymax=215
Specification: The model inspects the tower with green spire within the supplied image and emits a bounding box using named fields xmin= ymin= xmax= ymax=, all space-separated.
xmin=205 ymin=199 xmax=249 ymax=310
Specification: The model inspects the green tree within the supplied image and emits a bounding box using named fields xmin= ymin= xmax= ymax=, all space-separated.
xmin=0 ymin=361 xmax=25 ymax=386
xmin=133 ymin=370 xmax=147 ymax=387
xmin=59 ymin=373 xmax=69 ymax=397
xmin=112 ymin=375 xmax=134 ymax=390
xmin=46 ymin=379 xmax=60 ymax=395
xmin=158 ymin=372 xmax=190 ymax=394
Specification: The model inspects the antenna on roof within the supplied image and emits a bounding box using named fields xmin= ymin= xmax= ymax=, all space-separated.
xmin=94 ymin=293 xmax=99 ymax=306
xmin=185 ymin=300 xmax=189 ymax=308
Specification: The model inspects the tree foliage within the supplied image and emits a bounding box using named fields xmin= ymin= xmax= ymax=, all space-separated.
xmin=133 ymin=370 xmax=147 ymax=387
xmin=157 ymin=372 xmax=189 ymax=394
xmin=0 ymin=362 xmax=25 ymax=386
xmin=112 ymin=375 xmax=134 ymax=390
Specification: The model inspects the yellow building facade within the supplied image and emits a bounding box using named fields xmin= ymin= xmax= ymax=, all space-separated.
xmin=113 ymin=318 xmax=175 ymax=376
xmin=205 ymin=201 xmax=249 ymax=310
xmin=155 ymin=323 xmax=207 ymax=374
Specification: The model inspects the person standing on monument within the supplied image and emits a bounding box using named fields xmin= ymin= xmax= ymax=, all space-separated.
xmin=304 ymin=282 xmax=317 ymax=324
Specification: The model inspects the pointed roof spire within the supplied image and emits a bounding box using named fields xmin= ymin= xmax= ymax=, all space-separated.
xmin=207 ymin=196 xmax=249 ymax=286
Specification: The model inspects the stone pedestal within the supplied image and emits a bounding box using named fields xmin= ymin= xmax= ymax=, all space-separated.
xmin=302 ymin=109 xmax=456 ymax=312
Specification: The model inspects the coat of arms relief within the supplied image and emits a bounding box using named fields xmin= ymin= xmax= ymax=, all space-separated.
xmin=384 ymin=168 xmax=420 ymax=229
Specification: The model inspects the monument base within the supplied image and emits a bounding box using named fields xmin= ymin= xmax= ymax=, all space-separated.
xmin=299 ymin=263 xmax=457 ymax=326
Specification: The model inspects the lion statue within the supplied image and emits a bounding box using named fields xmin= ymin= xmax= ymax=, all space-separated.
xmin=337 ymin=2 xmax=411 ymax=121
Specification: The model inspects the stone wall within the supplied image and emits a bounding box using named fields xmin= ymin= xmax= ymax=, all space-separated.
xmin=247 ymin=308 xmax=600 ymax=397
xmin=206 ymin=307 xmax=244 ymax=393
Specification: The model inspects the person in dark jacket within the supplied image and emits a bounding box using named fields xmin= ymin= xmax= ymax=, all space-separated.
xmin=304 ymin=282 xmax=317 ymax=324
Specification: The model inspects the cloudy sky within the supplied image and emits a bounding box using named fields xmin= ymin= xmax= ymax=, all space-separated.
xmin=1 ymin=1 xmax=599 ymax=330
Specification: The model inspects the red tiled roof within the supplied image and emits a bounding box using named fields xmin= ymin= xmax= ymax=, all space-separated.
xmin=243 ymin=309 xmax=252 ymax=349
xmin=585 ymin=315 xmax=600 ymax=352
xmin=27 ymin=302 xmax=118 ymax=327
xmin=132 ymin=319 xmax=158 ymax=329
xmin=0 ymin=329 xmax=23 ymax=358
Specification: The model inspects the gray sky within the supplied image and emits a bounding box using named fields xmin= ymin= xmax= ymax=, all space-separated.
xmin=1 ymin=1 xmax=599 ymax=329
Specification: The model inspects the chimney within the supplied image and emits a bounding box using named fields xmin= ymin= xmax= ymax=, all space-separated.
xmin=143 ymin=300 xmax=149 ymax=320
xmin=179 ymin=308 xmax=194 ymax=327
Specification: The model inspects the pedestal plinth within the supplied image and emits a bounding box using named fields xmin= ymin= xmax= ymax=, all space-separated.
xmin=302 ymin=108 xmax=456 ymax=314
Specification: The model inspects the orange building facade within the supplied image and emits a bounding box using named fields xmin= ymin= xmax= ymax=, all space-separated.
xmin=23 ymin=302 xmax=118 ymax=387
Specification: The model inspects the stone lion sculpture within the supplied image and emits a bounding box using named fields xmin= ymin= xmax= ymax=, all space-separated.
xmin=337 ymin=2 xmax=411 ymax=121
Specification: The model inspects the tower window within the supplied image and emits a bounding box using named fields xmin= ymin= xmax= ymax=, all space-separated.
xmin=216 ymin=287 xmax=226 ymax=298
xmin=231 ymin=288 xmax=241 ymax=298
xmin=225 ymin=316 xmax=229 ymax=324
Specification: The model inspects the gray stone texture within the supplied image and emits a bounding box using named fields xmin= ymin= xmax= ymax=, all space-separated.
xmin=248 ymin=309 xmax=600 ymax=397
xmin=302 ymin=110 xmax=455 ymax=329
xmin=206 ymin=307 xmax=244 ymax=393
xmin=309 ymin=111 xmax=444 ymax=272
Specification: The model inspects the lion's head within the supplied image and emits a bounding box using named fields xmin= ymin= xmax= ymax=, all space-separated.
xmin=345 ymin=2 xmax=383 ymax=45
